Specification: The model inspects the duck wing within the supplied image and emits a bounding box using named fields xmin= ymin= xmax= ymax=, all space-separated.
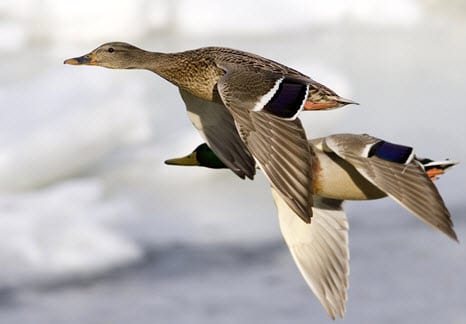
xmin=323 ymin=134 xmax=457 ymax=240
xmin=273 ymin=188 xmax=349 ymax=319
xmin=179 ymin=89 xmax=256 ymax=179
xmin=216 ymin=63 xmax=314 ymax=222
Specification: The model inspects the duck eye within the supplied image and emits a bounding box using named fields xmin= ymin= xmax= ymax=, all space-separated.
xmin=108 ymin=47 xmax=114 ymax=53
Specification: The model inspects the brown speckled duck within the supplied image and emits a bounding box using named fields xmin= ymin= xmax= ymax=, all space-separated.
xmin=65 ymin=42 xmax=356 ymax=223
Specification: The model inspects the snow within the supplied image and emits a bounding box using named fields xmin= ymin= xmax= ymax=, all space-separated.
xmin=0 ymin=179 xmax=143 ymax=287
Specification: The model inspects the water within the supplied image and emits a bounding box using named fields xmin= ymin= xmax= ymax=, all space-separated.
xmin=0 ymin=1 xmax=465 ymax=323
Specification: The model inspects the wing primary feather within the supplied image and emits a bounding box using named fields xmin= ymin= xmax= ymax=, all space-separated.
xmin=273 ymin=188 xmax=349 ymax=319
xmin=324 ymin=134 xmax=456 ymax=241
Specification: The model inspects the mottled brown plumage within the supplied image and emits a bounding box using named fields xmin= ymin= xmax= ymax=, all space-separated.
xmin=65 ymin=42 xmax=356 ymax=222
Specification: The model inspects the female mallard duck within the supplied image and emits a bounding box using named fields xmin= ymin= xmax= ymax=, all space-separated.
xmin=165 ymin=133 xmax=458 ymax=319
xmin=64 ymin=42 xmax=356 ymax=223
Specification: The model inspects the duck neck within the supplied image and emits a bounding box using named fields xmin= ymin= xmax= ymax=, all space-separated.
xmin=139 ymin=51 xmax=163 ymax=68
xmin=141 ymin=50 xmax=220 ymax=101
xmin=133 ymin=51 xmax=173 ymax=78
xmin=140 ymin=51 xmax=190 ymax=88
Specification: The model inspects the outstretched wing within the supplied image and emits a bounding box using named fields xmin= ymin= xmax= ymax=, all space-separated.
xmin=216 ymin=63 xmax=314 ymax=222
xmin=324 ymin=133 xmax=457 ymax=240
xmin=179 ymin=89 xmax=256 ymax=179
xmin=273 ymin=188 xmax=349 ymax=319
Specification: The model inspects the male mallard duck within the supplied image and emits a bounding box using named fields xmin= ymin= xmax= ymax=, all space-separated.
xmin=64 ymin=42 xmax=356 ymax=223
xmin=165 ymin=134 xmax=458 ymax=319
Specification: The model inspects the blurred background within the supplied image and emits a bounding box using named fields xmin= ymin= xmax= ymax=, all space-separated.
xmin=0 ymin=0 xmax=465 ymax=323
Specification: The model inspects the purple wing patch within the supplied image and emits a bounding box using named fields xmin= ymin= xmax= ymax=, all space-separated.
xmin=263 ymin=79 xmax=308 ymax=119
xmin=368 ymin=141 xmax=414 ymax=164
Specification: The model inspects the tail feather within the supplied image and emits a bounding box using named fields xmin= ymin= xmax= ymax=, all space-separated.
xmin=417 ymin=158 xmax=459 ymax=181
xmin=305 ymin=81 xmax=358 ymax=111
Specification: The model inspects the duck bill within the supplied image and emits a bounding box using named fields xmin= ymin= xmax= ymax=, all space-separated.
xmin=164 ymin=153 xmax=199 ymax=166
xmin=64 ymin=52 xmax=96 ymax=65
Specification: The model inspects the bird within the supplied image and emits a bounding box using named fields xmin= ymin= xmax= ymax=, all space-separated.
xmin=164 ymin=133 xmax=458 ymax=319
xmin=64 ymin=42 xmax=356 ymax=223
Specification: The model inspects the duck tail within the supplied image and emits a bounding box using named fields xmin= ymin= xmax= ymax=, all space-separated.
xmin=304 ymin=81 xmax=358 ymax=111
xmin=417 ymin=158 xmax=459 ymax=181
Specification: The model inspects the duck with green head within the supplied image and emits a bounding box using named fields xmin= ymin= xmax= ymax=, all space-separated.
xmin=166 ymin=143 xmax=227 ymax=169
xmin=165 ymin=134 xmax=458 ymax=319
xmin=65 ymin=42 xmax=357 ymax=223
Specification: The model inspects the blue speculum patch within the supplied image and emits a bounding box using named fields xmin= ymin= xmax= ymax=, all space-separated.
xmin=263 ymin=79 xmax=307 ymax=118
xmin=368 ymin=141 xmax=413 ymax=164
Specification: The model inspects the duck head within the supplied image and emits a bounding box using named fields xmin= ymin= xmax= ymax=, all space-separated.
xmin=64 ymin=42 xmax=147 ymax=69
xmin=165 ymin=144 xmax=227 ymax=169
